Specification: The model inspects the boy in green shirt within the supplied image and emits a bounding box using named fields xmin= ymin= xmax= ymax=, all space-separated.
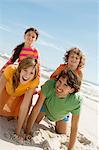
xmin=25 ymin=69 xmax=83 ymax=150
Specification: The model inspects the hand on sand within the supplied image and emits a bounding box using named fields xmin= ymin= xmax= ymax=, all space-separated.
xmin=13 ymin=133 xmax=25 ymax=144
xmin=25 ymin=133 xmax=32 ymax=141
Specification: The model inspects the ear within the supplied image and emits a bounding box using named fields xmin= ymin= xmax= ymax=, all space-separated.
xmin=69 ymin=87 xmax=75 ymax=93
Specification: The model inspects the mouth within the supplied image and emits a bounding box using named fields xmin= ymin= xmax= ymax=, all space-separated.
xmin=22 ymin=76 xmax=29 ymax=81
xmin=56 ymin=88 xmax=62 ymax=95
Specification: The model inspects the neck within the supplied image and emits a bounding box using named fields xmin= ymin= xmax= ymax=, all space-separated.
xmin=24 ymin=43 xmax=32 ymax=48
xmin=67 ymin=64 xmax=77 ymax=71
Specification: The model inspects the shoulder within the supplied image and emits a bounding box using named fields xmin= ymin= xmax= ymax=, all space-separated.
xmin=70 ymin=93 xmax=83 ymax=103
xmin=32 ymin=47 xmax=40 ymax=59
xmin=4 ymin=64 xmax=16 ymax=73
xmin=70 ymin=93 xmax=83 ymax=115
xmin=58 ymin=64 xmax=68 ymax=70
xmin=41 ymin=80 xmax=56 ymax=97
xmin=3 ymin=65 xmax=16 ymax=79
xmin=32 ymin=47 xmax=39 ymax=53
xmin=59 ymin=64 xmax=67 ymax=67
xmin=43 ymin=79 xmax=56 ymax=88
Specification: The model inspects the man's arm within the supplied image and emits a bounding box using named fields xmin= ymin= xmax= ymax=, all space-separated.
xmin=67 ymin=114 xmax=80 ymax=150
xmin=25 ymin=91 xmax=46 ymax=134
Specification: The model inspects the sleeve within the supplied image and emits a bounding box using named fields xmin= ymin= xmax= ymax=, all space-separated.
xmin=3 ymin=65 xmax=16 ymax=81
xmin=0 ymin=49 xmax=16 ymax=73
xmin=41 ymin=80 xmax=54 ymax=97
xmin=71 ymin=95 xmax=83 ymax=115
xmin=30 ymin=76 xmax=40 ymax=89
xmin=50 ymin=64 xmax=65 ymax=80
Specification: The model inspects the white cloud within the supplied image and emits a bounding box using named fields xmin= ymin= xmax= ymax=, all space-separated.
xmin=0 ymin=25 xmax=11 ymax=32
xmin=38 ymin=39 xmax=64 ymax=52
xmin=40 ymin=30 xmax=55 ymax=40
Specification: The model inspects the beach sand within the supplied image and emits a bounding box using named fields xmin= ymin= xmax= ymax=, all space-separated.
xmin=0 ymin=54 xmax=99 ymax=150
xmin=0 ymin=116 xmax=97 ymax=150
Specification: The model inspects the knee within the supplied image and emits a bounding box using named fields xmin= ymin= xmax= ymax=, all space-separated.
xmin=55 ymin=126 xmax=66 ymax=134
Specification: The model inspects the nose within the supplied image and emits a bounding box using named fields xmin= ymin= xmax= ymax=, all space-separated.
xmin=57 ymin=82 xmax=63 ymax=90
xmin=24 ymin=72 xmax=30 ymax=79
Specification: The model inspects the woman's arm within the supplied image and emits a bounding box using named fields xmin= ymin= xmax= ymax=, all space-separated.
xmin=0 ymin=74 xmax=7 ymax=94
xmin=0 ymin=50 xmax=15 ymax=75
xmin=25 ymin=91 xmax=46 ymax=134
xmin=16 ymin=88 xmax=34 ymax=136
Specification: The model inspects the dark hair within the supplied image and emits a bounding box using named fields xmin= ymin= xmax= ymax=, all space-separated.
xmin=25 ymin=27 xmax=39 ymax=40
xmin=57 ymin=69 xmax=81 ymax=93
xmin=11 ymin=27 xmax=39 ymax=63
xmin=12 ymin=43 xmax=24 ymax=63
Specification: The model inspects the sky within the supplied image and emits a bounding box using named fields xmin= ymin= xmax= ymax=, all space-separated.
xmin=0 ymin=0 xmax=98 ymax=84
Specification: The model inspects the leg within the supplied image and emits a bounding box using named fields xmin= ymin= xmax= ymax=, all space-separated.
xmin=55 ymin=120 xmax=68 ymax=134
xmin=55 ymin=115 xmax=70 ymax=134
xmin=35 ymin=112 xmax=46 ymax=123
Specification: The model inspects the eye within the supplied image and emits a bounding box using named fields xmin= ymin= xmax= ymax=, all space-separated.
xmin=32 ymin=36 xmax=35 ymax=38
xmin=27 ymin=33 xmax=31 ymax=36
xmin=70 ymin=55 xmax=74 ymax=59
xmin=23 ymin=69 xmax=27 ymax=72
xmin=64 ymin=83 xmax=68 ymax=87
xmin=31 ymin=72 xmax=34 ymax=75
xmin=58 ymin=79 xmax=61 ymax=83
xmin=76 ymin=57 xmax=80 ymax=60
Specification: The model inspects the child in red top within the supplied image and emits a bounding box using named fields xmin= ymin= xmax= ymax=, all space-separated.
xmin=50 ymin=47 xmax=85 ymax=81
xmin=0 ymin=27 xmax=40 ymax=79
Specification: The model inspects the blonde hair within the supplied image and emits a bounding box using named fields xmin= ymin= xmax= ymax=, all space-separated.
xmin=64 ymin=47 xmax=86 ymax=69
xmin=13 ymin=57 xmax=38 ymax=90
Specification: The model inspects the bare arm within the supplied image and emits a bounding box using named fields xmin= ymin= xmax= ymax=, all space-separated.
xmin=25 ymin=91 xmax=46 ymax=134
xmin=16 ymin=88 xmax=34 ymax=136
xmin=50 ymin=64 xmax=65 ymax=80
xmin=0 ymin=50 xmax=15 ymax=75
xmin=50 ymin=66 xmax=61 ymax=80
xmin=67 ymin=115 xmax=80 ymax=150
xmin=0 ymin=74 xmax=7 ymax=94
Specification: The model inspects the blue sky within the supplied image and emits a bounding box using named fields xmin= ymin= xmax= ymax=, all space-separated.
xmin=0 ymin=0 xmax=98 ymax=84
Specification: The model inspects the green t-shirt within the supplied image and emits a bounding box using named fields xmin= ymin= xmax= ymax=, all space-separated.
xmin=41 ymin=80 xmax=83 ymax=122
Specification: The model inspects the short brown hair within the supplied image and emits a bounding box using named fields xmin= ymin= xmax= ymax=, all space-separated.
xmin=57 ymin=69 xmax=81 ymax=93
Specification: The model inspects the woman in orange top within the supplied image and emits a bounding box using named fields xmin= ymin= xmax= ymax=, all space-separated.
xmin=50 ymin=47 xmax=86 ymax=81
xmin=0 ymin=57 xmax=39 ymax=136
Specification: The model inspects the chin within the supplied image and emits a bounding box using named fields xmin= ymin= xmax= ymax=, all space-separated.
xmin=56 ymin=93 xmax=61 ymax=98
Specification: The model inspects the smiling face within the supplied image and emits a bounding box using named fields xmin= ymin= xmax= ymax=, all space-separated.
xmin=20 ymin=66 xmax=36 ymax=84
xmin=55 ymin=76 xmax=74 ymax=98
xmin=67 ymin=52 xmax=80 ymax=70
xmin=24 ymin=30 xmax=37 ymax=46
